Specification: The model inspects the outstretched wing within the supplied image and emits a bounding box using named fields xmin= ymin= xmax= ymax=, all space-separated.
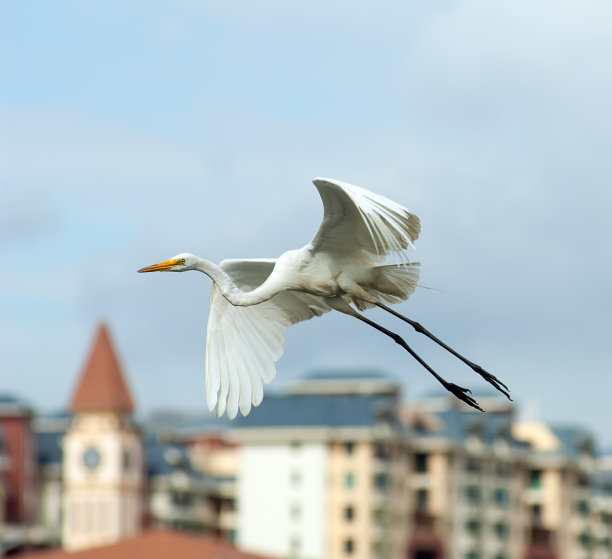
xmin=309 ymin=178 xmax=421 ymax=262
xmin=205 ymin=259 xmax=332 ymax=419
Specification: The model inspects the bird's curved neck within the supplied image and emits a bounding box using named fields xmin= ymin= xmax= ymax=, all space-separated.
xmin=192 ymin=257 xmax=279 ymax=306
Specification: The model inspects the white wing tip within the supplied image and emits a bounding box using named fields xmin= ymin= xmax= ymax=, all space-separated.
xmin=313 ymin=176 xmax=346 ymax=188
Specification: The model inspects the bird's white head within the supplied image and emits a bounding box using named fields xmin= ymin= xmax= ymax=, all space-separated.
xmin=138 ymin=253 xmax=198 ymax=273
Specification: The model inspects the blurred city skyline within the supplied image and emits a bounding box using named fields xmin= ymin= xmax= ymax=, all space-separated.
xmin=1 ymin=2 xmax=611 ymax=443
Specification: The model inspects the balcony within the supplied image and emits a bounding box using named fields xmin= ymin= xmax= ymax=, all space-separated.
xmin=525 ymin=527 xmax=558 ymax=559
xmin=407 ymin=511 xmax=445 ymax=559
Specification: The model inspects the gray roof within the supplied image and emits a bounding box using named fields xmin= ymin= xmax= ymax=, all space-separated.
xmin=300 ymin=368 xmax=395 ymax=381
xmin=0 ymin=393 xmax=33 ymax=412
xmin=233 ymin=392 xmax=399 ymax=429
xmin=146 ymin=441 xmax=193 ymax=477
xmin=145 ymin=441 xmax=218 ymax=489
xmin=549 ymin=425 xmax=595 ymax=458
xmin=593 ymin=468 xmax=612 ymax=493
xmin=421 ymin=408 xmax=527 ymax=450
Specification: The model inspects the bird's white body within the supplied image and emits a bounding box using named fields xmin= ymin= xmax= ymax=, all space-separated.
xmin=189 ymin=178 xmax=421 ymax=418
xmin=139 ymin=177 xmax=508 ymax=417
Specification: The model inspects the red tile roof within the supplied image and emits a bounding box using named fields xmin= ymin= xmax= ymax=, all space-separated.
xmin=69 ymin=323 xmax=135 ymax=414
xmin=17 ymin=530 xmax=269 ymax=559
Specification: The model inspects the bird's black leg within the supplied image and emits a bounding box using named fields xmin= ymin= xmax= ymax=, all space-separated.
xmin=352 ymin=313 xmax=484 ymax=412
xmin=376 ymin=302 xmax=511 ymax=400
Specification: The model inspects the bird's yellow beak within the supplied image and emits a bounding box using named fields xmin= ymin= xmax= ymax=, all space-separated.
xmin=137 ymin=258 xmax=183 ymax=273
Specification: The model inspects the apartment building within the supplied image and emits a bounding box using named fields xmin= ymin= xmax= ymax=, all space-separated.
xmin=592 ymin=455 xmax=612 ymax=559
xmin=228 ymin=371 xmax=411 ymax=559
xmin=404 ymin=393 xmax=529 ymax=559
xmin=513 ymin=421 xmax=599 ymax=559
xmin=178 ymin=424 xmax=239 ymax=541
xmin=146 ymin=440 xmax=219 ymax=532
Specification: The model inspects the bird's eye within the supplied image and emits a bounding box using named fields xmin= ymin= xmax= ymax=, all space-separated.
xmin=181 ymin=259 xmax=186 ymax=265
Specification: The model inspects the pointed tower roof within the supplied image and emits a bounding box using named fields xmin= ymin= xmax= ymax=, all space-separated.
xmin=70 ymin=323 xmax=135 ymax=414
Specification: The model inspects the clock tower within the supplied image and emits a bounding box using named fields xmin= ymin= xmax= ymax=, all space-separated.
xmin=62 ymin=323 xmax=143 ymax=551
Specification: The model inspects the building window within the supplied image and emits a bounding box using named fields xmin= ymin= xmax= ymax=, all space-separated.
xmin=529 ymin=469 xmax=542 ymax=489
xmin=345 ymin=441 xmax=355 ymax=455
xmin=465 ymin=458 xmax=481 ymax=474
xmin=577 ymin=473 xmax=590 ymax=488
xmin=345 ymin=538 xmax=355 ymax=554
xmin=290 ymin=536 xmax=301 ymax=556
xmin=344 ymin=505 xmax=355 ymax=522
xmin=122 ymin=448 xmax=132 ymax=470
xmin=531 ymin=504 xmax=542 ymax=525
xmin=171 ymin=491 xmax=194 ymax=507
xmin=496 ymin=462 xmax=513 ymax=477
xmin=373 ymin=508 xmax=385 ymax=524
xmin=374 ymin=472 xmax=389 ymax=492
xmin=290 ymin=503 xmax=301 ymax=520
xmin=345 ymin=472 xmax=356 ymax=489
xmin=373 ymin=541 xmax=386 ymax=556
xmin=465 ymin=551 xmax=480 ymax=559
xmin=464 ymin=485 xmax=481 ymax=504
xmin=577 ymin=500 xmax=590 ymax=516
xmin=71 ymin=501 xmax=80 ymax=534
xmin=578 ymin=532 xmax=591 ymax=548
xmin=415 ymin=488 xmax=428 ymax=512
xmin=465 ymin=519 xmax=481 ymax=537
xmin=374 ymin=442 xmax=391 ymax=460
xmin=492 ymin=487 xmax=509 ymax=506
xmin=291 ymin=470 xmax=302 ymax=486
xmin=414 ymin=452 xmax=429 ymax=473
xmin=493 ymin=522 xmax=508 ymax=539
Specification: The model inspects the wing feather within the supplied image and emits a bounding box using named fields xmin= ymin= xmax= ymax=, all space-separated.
xmin=214 ymin=325 xmax=229 ymax=417
xmin=205 ymin=259 xmax=332 ymax=418
xmin=310 ymin=178 xmax=420 ymax=262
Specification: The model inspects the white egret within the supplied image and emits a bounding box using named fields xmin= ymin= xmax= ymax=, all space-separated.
xmin=139 ymin=177 xmax=509 ymax=418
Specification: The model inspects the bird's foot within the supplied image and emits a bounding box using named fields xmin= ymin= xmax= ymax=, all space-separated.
xmin=443 ymin=382 xmax=484 ymax=412
xmin=472 ymin=364 xmax=512 ymax=401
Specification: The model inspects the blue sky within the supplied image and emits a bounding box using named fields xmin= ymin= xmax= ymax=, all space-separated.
xmin=2 ymin=1 xmax=612 ymax=442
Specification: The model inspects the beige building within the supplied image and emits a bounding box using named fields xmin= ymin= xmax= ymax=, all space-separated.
xmin=513 ymin=421 xmax=598 ymax=559
xmin=404 ymin=394 xmax=529 ymax=559
xmin=592 ymin=455 xmax=612 ymax=559
xmin=62 ymin=323 xmax=144 ymax=551
xmin=226 ymin=371 xmax=411 ymax=559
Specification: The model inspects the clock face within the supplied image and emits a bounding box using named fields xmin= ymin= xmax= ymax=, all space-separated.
xmin=83 ymin=447 xmax=101 ymax=470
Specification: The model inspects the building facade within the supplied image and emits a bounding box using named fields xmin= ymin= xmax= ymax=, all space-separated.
xmin=513 ymin=421 xmax=603 ymax=559
xmin=61 ymin=323 xmax=144 ymax=551
xmin=229 ymin=372 xmax=411 ymax=559
xmin=404 ymin=396 xmax=529 ymax=559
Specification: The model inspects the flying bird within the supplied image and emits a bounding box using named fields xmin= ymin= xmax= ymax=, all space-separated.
xmin=139 ymin=177 xmax=509 ymax=418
